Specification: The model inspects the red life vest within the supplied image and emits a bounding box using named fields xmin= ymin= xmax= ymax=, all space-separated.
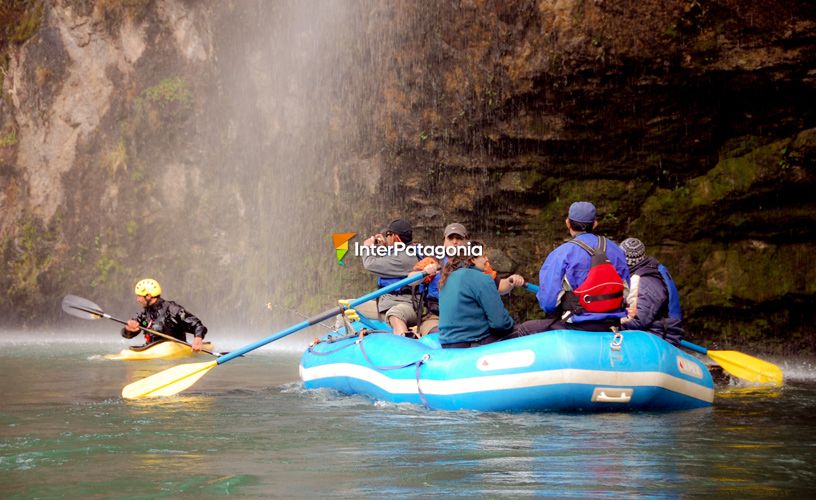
xmin=567 ymin=236 xmax=625 ymax=314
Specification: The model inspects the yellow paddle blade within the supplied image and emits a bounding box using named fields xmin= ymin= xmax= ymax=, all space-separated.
xmin=122 ymin=360 xmax=218 ymax=400
xmin=707 ymin=350 xmax=784 ymax=386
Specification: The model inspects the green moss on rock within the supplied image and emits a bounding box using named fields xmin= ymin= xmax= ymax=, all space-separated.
xmin=142 ymin=77 xmax=192 ymax=107
xmin=632 ymin=136 xmax=797 ymax=241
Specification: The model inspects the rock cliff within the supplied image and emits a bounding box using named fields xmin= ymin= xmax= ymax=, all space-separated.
xmin=1 ymin=0 xmax=814 ymax=352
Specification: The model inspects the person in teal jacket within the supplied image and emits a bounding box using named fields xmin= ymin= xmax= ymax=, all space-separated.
xmin=438 ymin=241 xmax=515 ymax=348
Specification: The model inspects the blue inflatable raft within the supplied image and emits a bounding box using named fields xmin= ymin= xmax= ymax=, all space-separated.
xmin=300 ymin=320 xmax=714 ymax=412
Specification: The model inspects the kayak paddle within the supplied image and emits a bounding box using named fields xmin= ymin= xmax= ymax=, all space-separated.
xmin=121 ymin=272 xmax=427 ymax=399
xmin=522 ymin=283 xmax=783 ymax=385
xmin=61 ymin=294 xmax=223 ymax=358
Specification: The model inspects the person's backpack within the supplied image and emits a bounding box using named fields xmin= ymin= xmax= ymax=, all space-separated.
xmin=657 ymin=263 xmax=682 ymax=321
xmin=566 ymin=236 xmax=625 ymax=314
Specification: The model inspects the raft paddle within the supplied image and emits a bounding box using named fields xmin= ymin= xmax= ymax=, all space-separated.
xmin=61 ymin=294 xmax=223 ymax=358
xmin=523 ymin=283 xmax=783 ymax=385
xmin=678 ymin=340 xmax=783 ymax=386
xmin=121 ymin=272 xmax=427 ymax=400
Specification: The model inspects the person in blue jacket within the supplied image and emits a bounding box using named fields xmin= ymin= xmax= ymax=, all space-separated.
xmin=619 ymin=238 xmax=685 ymax=346
xmin=437 ymin=241 xmax=515 ymax=348
xmin=515 ymin=201 xmax=630 ymax=335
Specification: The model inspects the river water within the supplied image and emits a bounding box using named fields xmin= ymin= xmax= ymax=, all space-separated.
xmin=1 ymin=331 xmax=815 ymax=498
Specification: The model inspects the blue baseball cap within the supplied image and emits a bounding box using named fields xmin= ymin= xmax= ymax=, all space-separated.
xmin=568 ymin=201 xmax=596 ymax=223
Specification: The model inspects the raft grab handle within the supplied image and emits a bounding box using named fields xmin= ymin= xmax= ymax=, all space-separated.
xmin=592 ymin=387 xmax=633 ymax=403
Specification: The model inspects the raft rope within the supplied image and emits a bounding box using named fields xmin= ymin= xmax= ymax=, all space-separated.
xmin=307 ymin=330 xmax=432 ymax=409
xmin=309 ymin=302 xmax=433 ymax=407
xmin=357 ymin=337 xmax=431 ymax=408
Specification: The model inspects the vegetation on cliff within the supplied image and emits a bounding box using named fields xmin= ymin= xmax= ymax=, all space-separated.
xmin=0 ymin=1 xmax=813 ymax=353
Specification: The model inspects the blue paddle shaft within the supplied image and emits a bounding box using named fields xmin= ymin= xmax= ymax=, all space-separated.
xmin=525 ymin=283 xmax=540 ymax=293
xmin=217 ymin=272 xmax=426 ymax=364
xmin=679 ymin=340 xmax=708 ymax=354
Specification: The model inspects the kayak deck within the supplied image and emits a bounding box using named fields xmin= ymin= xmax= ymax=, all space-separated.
xmin=105 ymin=341 xmax=214 ymax=360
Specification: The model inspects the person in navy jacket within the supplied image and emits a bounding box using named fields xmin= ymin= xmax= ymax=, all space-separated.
xmin=619 ymin=237 xmax=685 ymax=346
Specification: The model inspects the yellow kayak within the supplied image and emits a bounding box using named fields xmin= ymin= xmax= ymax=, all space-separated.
xmin=104 ymin=341 xmax=215 ymax=361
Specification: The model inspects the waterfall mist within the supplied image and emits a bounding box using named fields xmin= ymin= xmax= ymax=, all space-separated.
xmin=1 ymin=1 xmax=393 ymax=332
xmin=178 ymin=1 xmax=379 ymax=330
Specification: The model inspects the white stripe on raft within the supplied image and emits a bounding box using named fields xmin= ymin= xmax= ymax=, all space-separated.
xmin=299 ymin=363 xmax=715 ymax=403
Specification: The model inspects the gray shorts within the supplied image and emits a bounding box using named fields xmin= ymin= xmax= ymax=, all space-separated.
xmin=385 ymin=302 xmax=418 ymax=326
xmin=417 ymin=314 xmax=439 ymax=336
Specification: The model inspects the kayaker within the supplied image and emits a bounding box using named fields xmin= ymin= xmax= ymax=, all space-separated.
xmin=412 ymin=223 xmax=525 ymax=336
xmin=515 ymin=201 xmax=630 ymax=335
xmin=359 ymin=219 xmax=421 ymax=336
xmin=122 ymin=278 xmax=208 ymax=351
xmin=619 ymin=238 xmax=685 ymax=346
xmin=437 ymin=241 xmax=515 ymax=348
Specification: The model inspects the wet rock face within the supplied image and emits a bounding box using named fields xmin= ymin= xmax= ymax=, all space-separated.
xmin=1 ymin=0 xmax=815 ymax=350
xmin=362 ymin=0 xmax=815 ymax=189
xmin=352 ymin=0 xmax=816 ymax=351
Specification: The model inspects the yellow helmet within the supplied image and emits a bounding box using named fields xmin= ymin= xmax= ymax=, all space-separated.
xmin=134 ymin=278 xmax=162 ymax=297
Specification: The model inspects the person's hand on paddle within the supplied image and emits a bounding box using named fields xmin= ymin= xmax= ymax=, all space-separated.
xmin=191 ymin=337 xmax=204 ymax=352
xmin=125 ymin=319 xmax=141 ymax=333
xmin=411 ymin=257 xmax=439 ymax=284
xmin=497 ymin=273 xmax=525 ymax=295
xmin=507 ymin=274 xmax=525 ymax=289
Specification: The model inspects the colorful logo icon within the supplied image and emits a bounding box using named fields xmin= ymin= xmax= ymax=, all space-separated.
xmin=332 ymin=233 xmax=356 ymax=265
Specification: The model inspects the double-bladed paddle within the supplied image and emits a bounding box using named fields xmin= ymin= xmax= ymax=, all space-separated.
xmin=61 ymin=294 xmax=222 ymax=357
xmin=522 ymin=283 xmax=783 ymax=385
xmin=120 ymin=272 xmax=427 ymax=399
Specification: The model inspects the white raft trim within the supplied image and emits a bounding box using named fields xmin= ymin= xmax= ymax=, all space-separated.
xmin=300 ymin=363 xmax=714 ymax=403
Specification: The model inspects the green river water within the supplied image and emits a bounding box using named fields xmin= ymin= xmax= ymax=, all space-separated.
xmin=1 ymin=331 xmax=815 ymax=498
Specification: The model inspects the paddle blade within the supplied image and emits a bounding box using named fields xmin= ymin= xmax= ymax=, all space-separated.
xmin=61 ymin=295 xmax=105 ymax=319
xmin=122 ymin=360 xmax=218 ymax=399
xmin=708 ymin=350 xmax=784 ymax=386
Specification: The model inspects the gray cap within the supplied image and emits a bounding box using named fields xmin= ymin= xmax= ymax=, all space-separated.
xmin=621 ymin=237 xmax=646 ymax=267
xmin=444 ymin=223 xmax=469 ymax=239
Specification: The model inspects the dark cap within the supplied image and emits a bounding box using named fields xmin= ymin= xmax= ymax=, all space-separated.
xmin=568 ymin=201 xmax=596 ymax=223
xmin=621 ymin=237 xmax=646 ymax=266
xmin=443 ymin=222 xmax=469 ymax=239
xmin=387 ymin=219 xmax=412 ymax=243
